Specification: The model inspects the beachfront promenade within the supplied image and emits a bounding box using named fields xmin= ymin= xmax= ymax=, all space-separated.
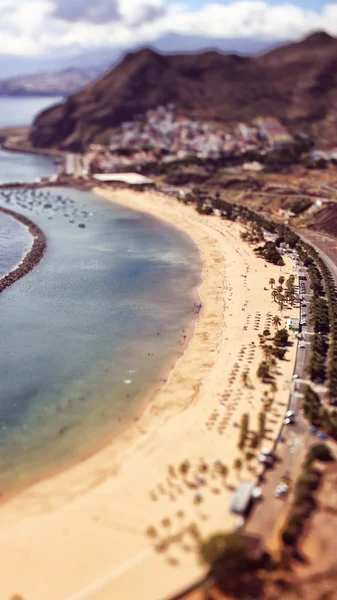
xmin=0 ymin=190 xmax=299 ymax=600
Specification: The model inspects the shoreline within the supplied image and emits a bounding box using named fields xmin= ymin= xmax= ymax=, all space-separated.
xmin=0 ymin=188 xmax=299 ymax=600
xmin=0 ymin=206 xmax=46 ymax=294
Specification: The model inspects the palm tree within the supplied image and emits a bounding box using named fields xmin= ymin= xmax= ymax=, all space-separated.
xmin=279 ymin=276 xmax=285 ymax=287
xmin=269 ymin=278 xmax=275 ymax=288
xmin=271 ymin=290 xmax=278 ymax=303
xmin=272 ymin=315 xmax=282 ymax=329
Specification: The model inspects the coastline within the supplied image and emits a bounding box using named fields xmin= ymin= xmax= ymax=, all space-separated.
xmin=0 ymin=188 xmax=299 ymax=600
xmin=0 ymin=206 xmax=46 ymax=293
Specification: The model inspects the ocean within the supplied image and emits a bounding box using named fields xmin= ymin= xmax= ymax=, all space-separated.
xmin=0 ymin=96 xmax=61 ymax=273
xmin=0 ymin=99 xmax=201 ymax=493
xmin=0 ymin=95 xmax=63 ymax=128
xmin=0 ymin=210 xmax=32 ymax=278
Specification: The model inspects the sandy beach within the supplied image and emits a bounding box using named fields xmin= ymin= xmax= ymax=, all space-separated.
xmin=0 ymin=188 xmax=299 ymax=600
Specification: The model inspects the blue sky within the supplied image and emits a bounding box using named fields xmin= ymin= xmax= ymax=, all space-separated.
xmin=1 ymin=0 xmax=337 ymax=56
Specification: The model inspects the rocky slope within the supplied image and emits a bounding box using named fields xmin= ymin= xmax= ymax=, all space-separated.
xmin=30 ymin=31 xmax=337 ymax=151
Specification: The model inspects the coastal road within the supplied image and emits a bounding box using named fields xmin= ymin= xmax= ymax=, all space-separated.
xmin=247 ymin=234 xmax=337 ymax=547
xmin=246 ymin=265 xmax=314 ymax=545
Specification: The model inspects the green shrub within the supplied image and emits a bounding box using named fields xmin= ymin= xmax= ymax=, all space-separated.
xmin=308 ymin=444 xmax=333 ymax=463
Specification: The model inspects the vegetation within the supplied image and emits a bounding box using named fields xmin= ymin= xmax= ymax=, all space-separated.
xmin=308 ymin=334 xmax=328 ymax=382
xmin=288 ymin=197 xmax=313 ymax=215
xmin=257 ymin=361 xmax=270 ymax=382
xmin=240 ymin=223 xmax=265 ymax=244
xmin=303 ymin=385 xmax=337 ymax=440
xmin=299 ymin=243 xmax=337 ymax=401
xmin=307 ymin=443 xmax=334 ymax=463
xmin=200 ymin=532 xmax=252 ymax=577
xmin=254 ymin=241 xmax=284 ymax=266
xmin=271 ymin=346 xmax=286 ymax=360
xmin=280 ymin=446 xmax=332 ymax=549
xmin=309 ymin=296 xmax=329 ymax=334
xmin=272 ymin=315 xmax=282 ymax=329
xmin=274 ymin=328 xmax=289 ymax=347
xmin=199 ymin=532 xmax=263 ymax=596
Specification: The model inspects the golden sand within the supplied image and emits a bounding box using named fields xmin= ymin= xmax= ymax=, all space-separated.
xmin=0 ymin=189 xmax=299 ymax=600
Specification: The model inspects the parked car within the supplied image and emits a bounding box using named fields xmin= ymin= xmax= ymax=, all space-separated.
xmin=299 ymin=342 xmax=305 ymax=348
xmin=283 ymin=410 xmax=296 ymax=425
xmin=317 ymin=432 xmax=329 ymax=440
xmin=274 ymin=483 xmax=289 ymax=498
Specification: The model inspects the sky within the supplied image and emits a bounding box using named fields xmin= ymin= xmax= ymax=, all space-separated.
xmin=1 ymin=0 xmax=337 ymax=57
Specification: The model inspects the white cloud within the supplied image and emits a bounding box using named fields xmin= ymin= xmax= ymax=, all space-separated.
xmin=1 ymin=0 xmax=337 ymax=56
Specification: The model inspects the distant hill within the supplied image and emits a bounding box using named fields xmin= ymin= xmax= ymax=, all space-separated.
xmin=0 ymin=35 xmax=281 ymax=79
xmin=0 ymin=66 xmax=106 ymax=97
xmin=30 ymin=31 xmax=337 ymax=151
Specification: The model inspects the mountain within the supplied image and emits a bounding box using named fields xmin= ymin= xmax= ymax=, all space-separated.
xmin=0 ymin=35 xmax=277 ymax=98
xmin=30 ymin=31 xmax=337 ymax=151
xmin=0 ymin=67 xmax=107 ymax=97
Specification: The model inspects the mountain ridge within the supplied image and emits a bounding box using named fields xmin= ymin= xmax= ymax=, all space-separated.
xmin=30 ymin=31 xmax=337 ymax=151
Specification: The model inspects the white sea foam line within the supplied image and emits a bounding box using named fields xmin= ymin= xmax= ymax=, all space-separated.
xmin=64 ymin=547 xmax=152 ymax=600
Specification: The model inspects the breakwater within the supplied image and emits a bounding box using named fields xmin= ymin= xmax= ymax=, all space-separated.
xmin=0 ymin=206 xmax=46 ymax=293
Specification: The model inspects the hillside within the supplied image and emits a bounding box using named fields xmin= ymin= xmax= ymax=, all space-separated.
xmin=0 ymin=67 xmax=105 ymax=97
xmin=30 ymin=32 xmax=337 ymax=151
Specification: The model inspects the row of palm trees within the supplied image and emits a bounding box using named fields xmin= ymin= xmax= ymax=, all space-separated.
xmin=270 ymin=275 xmax=297 ymax=310
xmin=301 ymin=242 xmax=337 ymax=402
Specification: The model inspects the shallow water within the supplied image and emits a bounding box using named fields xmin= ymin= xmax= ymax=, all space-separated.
xmin=0 ymin=211 xmax=32 ymax=277
xmin=0 ymin=187 xmax=201 ymax=491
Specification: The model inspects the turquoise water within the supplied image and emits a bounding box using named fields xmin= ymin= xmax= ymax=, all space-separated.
xmin=0 ymin=187 xmax=201 ymax=491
